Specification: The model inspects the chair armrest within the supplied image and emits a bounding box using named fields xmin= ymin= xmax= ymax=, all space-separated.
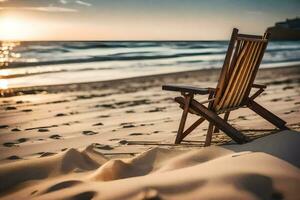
xmin=252 ymin=84 xmax=266 ymax=89
xmin=162 ymin=84 xmax=215 ymax=95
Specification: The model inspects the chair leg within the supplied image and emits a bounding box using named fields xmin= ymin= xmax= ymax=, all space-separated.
xmin=204 ymin=122 xmax=214 ymax=147
xmin=188 ymin=98 xmax=248 ymax=144
xmin=177 ymin=117 xmax=205 ymax=144
xmin=248 ymin=100 xmax=289 ymax=130
xmin=175 ymin=94 xmax=193 ymax=144
xmin=214 ymin=111 xmax=230 ymax=133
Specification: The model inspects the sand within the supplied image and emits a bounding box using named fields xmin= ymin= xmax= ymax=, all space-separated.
xmin=0 ymin=65 xmax=300 ymax=199
xmin=0 ymin=130 xmax=299 ymax=200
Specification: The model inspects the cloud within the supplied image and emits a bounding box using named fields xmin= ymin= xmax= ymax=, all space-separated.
xmin=0 ymin=0 xmax=92 ymax=12
xmin=75 ymin=0 xmax=91 ymax=7
xmin=0 ymin=6 xmax=77 ymax=12
xmin=60 ymin=0 xmax=68 ymax=4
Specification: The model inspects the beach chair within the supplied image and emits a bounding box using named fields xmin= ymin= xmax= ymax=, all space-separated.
xmin=162 ymin=28 xmax=289 ymax=146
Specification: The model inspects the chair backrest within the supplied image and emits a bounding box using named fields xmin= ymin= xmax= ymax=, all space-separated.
xmin=213 ymin=28 xmax=270 ymax=112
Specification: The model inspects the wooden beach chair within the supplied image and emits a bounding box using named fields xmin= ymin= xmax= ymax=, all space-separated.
xmin=162 ymin=28 xmax=289 ymax=146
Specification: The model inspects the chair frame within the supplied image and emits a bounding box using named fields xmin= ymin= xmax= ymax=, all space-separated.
xmin=162 ymin=28 xmax=289 ymax=146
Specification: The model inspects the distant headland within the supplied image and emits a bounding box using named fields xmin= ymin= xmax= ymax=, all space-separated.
xmin=267 ymin=17 xmax=300 ymax=40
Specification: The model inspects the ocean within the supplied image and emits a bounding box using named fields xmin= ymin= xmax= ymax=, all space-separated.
xmin=0 ymin=41 xmax=300 ymax=89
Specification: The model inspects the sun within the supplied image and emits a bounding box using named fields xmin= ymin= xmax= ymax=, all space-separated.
xmin=0 ymin=16 xmax=33 ymax=41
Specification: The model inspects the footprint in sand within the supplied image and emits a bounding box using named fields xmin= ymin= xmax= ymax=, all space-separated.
xmin=22 ymin=109 xmax=33 ymax=112
xmin=69 ymin=191 xmax=96 ymax=200
xmin=49 ymin=134 xmax=62 ymax=140
xmin=38 ymin=128 xmax=49 ymax=132
xmin=3 ymin=142 xmax=17 ymax=147
xmin=0 ymin=125 xmax=9 ymax=129
xmin=16 ymin=100 xmax=24 ymax=104
xmin=11 ymin=128 xmax=21 ymax=132
xmin=119 ymin=140 xmax=129 ymax=145
xmin=55 ymin=113 xmax=67 ymax=117
xmin=40 ymin=152 xmax=56 ymax=157
xmin=126 ymin=110 xmax=136 ymax=113
xmin=93 ymin=143 xmax=114 ymax=150
xmin=17 ymin=138 xmax=28 ymax=143
xmin=5 ymin=106 xmax=17 ymax=110
xmin=238 ymin=116 xmax=247 ymax=120
xmin=98 ymin=115 xmax=110 ymax=118
xmin=6 ymin=155 xmax=21 ymax=160
xmin=92 ymin=122 xmax=103 ymax=126
xmin=45 ymin=180 xmax=82 ymax=193
xmin=122 ymin=124 xmax=135 ymax=128
xmin=82 ymin=131 xmax=98 ymax=135
xmin=129 ymin=133 xmax=143 ymax=136
xmin=120 ymin=123 xmax=135 ymax=128
xmin=270 ymin=98 xmax=282 ymax=102
xmin=283 ymin=86 xmax=294 ymax=90
xmin=145 ymin=107 xmax=165 ymax=113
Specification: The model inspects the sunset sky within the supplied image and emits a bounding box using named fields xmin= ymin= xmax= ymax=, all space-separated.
xmin=0 ymin=0 xmax=299 ymax=41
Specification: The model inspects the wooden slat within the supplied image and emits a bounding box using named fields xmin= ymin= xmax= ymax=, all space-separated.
xmin=241 ymin=32 xmax=270 ymax=104
xmin=178 ymin=117 xmax=205 ymax=143
xmin=236 ymin=42 xmax=263 ymax=105
xmin=213 ymin=28 xmax=239 ymax=108
xmin=204 ymin=122 xmax=214 ymax=146
xmin=237 ymin=37 xmax=268 ymax=43
xmin=188 ymin=98 xmax=248 ymax=144
xmin=237 ymin=33 xmax=263 ymax=39
xmin=227 ymin=41 xmax=256 ymax=107
xmin=247 ymin=99 xmax=288 ymax=129
xmin=175 ymin=94 xmax=193 ymax=144
xmin=162 ymin=84 xmax=212 ymax=95
xmin=230 ymin=41 xmax=259 ymax=107
xmin=216 ymin=41 xmax=250 ymax=110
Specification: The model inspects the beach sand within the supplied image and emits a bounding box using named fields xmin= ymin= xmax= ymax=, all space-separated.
xmin=0 ymin=65 xmax=299 ymax=199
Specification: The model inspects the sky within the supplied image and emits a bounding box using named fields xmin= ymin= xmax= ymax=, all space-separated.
xmin=0 ymin=0 xmax=299 ymax=40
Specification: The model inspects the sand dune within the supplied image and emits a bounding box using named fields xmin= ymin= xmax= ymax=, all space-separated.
xmin=0 ymin=130 xmax=299 ymax=200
